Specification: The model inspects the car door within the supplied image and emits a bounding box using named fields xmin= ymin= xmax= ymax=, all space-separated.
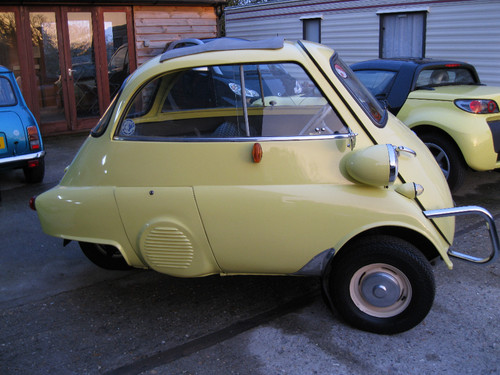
xmin=189 ymin=63 xmax=356 ymax=274
xmin=113 ymin=62 xmax=357 ymax=276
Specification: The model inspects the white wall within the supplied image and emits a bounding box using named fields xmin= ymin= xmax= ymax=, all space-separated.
xmin=425 ymin=1 xmax=500 ymax=86
xmin=225 ymin=0 xmax=500 ymax=86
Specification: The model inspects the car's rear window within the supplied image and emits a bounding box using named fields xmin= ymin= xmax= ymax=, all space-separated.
xmin=0 ymin=77 xmax=17 ymax=106
xmin=416 ymin=67 xmax=477 ymax=88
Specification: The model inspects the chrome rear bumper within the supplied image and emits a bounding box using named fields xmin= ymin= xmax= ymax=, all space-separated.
xmin=424 ymin=206 xmax=499 ymax=264
xmin=0 ymin=150 xmax=45 ymax=165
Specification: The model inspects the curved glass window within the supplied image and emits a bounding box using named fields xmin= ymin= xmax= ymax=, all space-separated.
xmin=115 ymin=63 xmax=348 ymax=140
xmin=91 ymin=93 xmax=119 ymax=137
xmin=331 ymin=57 xmax=387 ymax=127
xmin=353 ymin=70 xmax=397 ymax=98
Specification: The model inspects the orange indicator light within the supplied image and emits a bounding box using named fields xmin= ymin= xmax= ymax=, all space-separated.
xmin=252 ymin=143 xmax=263 ymax=163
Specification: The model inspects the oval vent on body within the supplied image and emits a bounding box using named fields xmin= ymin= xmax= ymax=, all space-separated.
xmin=141 ymin=225 xmax=194 ymax=269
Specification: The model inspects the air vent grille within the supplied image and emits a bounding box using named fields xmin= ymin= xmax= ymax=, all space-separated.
xmin=143 ymin=226 xmax=194 ymax=269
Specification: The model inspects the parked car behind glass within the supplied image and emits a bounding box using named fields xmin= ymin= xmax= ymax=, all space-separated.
xmin=0 ymin=65 xmax=45 ymax=183
xmin=352 ymin=58 xmax=500 ymax=191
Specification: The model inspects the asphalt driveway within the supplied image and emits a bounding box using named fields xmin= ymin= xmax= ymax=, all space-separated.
xmin=1 ymin=133 xmax=498 ymax=374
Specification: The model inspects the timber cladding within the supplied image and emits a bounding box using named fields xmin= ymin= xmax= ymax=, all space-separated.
xmin=134 ymin=5 xmax=218 ymax=65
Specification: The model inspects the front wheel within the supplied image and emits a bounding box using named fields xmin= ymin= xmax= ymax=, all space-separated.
xmin=327 ymin=235 xmax=435 ymax=334
xmin=79 ymin=242 xmax=132 ymax=270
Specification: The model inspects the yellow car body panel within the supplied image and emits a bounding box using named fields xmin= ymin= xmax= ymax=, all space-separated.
xmin=399 ymin=87 xmax=500 ymax=171
xmin=195 ymin=184 xmax=452 ymax=274
xmin=35 ymin=185 xmax=144 ymax=267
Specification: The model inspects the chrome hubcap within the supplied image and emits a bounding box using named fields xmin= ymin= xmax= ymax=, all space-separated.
xmin=360 ymin=272 xmax=401 ymax=307
xmin=350 ymin=263 xmax=412 ymax=318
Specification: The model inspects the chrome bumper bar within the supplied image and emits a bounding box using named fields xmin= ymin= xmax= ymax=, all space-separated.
xmin=424 ymin=206 xmax=499 ymax=264
xmin=0 ymin=150 xmax=46 ymax=165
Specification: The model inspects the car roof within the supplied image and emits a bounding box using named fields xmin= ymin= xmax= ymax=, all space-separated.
xmin=351 ymin=57 xmax=475 ymax=71
xmin=0 ymin=65 xmax=12 ymax=74
xmin=160 ymin=37 xmax=285 ymax=62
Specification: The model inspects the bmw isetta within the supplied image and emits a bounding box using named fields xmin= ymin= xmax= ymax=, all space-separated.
xmin=31 ymin=38 xmax=499 ymax=334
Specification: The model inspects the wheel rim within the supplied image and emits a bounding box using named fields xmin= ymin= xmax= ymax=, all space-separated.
xmin=425 ymin=142 xmax=450 ymax=179
xmin=349 ymin=263 xmax=412 ymax=318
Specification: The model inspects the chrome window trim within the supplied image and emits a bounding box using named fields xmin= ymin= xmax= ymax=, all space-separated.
xmin=113 ymin=132 xmax=355 ymax=143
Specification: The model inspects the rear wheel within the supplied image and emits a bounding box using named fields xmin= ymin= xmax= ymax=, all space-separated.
xmin=23 ymin=158 xmax=45 ymax=183
xmin=327 ymin=235 xmax=435 ymax=334
xmin=79 ymin=242 xmax=132 ymax=270
xmin=419 ymin=133 xmax=466 ymax=191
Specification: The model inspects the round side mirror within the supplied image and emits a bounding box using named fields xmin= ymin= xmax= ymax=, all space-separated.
xmin=345 ymin=144 xmax=398 ymax=187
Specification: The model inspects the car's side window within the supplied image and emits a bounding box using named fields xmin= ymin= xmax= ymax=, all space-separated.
xmin=116 ymin=63 xmax=348 ymax=139
xmin=249 ymin=63 xmax=347 ymax=137
xmin=0 ymin=77 xmax=17 ymax=106
xmin=352 ymin=70 xmax=397 ymax=98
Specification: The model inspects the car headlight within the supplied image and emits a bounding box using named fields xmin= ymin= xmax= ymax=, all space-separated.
xmin=455 ymin=99 xmax=499 ymax=114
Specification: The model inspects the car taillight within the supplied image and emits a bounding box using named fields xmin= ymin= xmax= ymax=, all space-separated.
xmin=455 ymin=99 xmax=499 ymax=114
xmin=27 ymin=126 xmax=41 ymax=150
xmin=27 ymin=160 xmax=39 ymax=168
xmin=29 ymin=196 xmax=37 ymax=211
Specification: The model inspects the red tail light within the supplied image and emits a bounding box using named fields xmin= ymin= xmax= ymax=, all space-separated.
xmin=469 ymin=100 xmax=482 ymax=113
xmin=455 ymin=99 xmax=499 ymax=114
xmin=27 ymin=160 xmax=39 ymax=168
xmin=488 ymin=101 xmax=498 ymax=113
xmin=29 ymin=196 xmax=37 ymax=211
xmin=27 ymin=126 xmax=41 ymax=150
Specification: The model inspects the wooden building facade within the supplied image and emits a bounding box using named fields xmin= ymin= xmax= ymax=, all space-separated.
xmin=1 ymin=0 xmax=225 ymax=135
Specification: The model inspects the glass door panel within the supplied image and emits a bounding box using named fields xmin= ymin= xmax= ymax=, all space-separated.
xmin=30 ymin=12 xmax=65 ymax=123
xmin=104 ymin=12 xmax=128 ymax=99
xmin=0 ymin=12 xmax=21 ymax=81
xmin=67 ymin=12 xmax=99 ymax=118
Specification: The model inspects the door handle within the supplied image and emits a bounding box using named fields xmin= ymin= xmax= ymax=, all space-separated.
xmin=68 ymin=68 xmax=75 ymax=78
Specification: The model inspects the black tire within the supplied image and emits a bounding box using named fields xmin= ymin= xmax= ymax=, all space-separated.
xmin=419 ymin=133 xmax=466 ymax=192
xmin=23 ymin=158 xmax=45 ymax=183
xmin=327 ymin=235 xmax=435 ymax=334
xmin=79 ymin=242 xmax=132 ymax=270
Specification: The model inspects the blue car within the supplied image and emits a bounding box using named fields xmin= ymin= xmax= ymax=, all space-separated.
xmin=0 ymin=66 xmax=45 ymax=183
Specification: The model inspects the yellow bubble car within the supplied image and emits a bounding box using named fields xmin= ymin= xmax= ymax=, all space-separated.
xmin=31 ymin=38 xmax=499 ymax=334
